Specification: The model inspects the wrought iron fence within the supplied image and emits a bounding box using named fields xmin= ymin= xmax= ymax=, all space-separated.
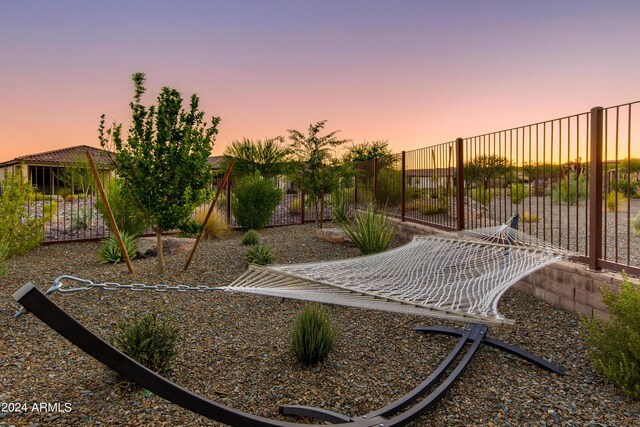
xmin=357 ymin=101 xmax=640 ymax=275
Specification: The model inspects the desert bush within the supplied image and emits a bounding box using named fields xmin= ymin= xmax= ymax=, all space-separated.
xmin=194 ymin=210 xmax=229 ymax=239
xmin=291 ymin=304 xmax=336 ymax=366
xmin=99 ymin=231 xmax=138 ymax=264
xmin=470 ymin=187 xmax=494 ymax=206
xmin=42 ymin=201 xmax=58 ymax=221
xmin=112 ymin=306 xmax=179 ymax=385
xmin=581 ymin=277 xmax=640 ymax=399
xmin=0 ymin=240 xmax=9 ymax=277
xmin=231 ymin=173 xmax=281 ymax=229
xmin=606 ymin=191 xmax=627 ymax=212
xmin=552 ymin=173 xmax=587 ymax=205
xmin=418 ymin=197 xmax=450 ymax=215
xmin=245 ymin=244 xmax=274 ymax=265
xmin=632 ymin=210 xmax=640 ymax=237
xmin=338 ymin=204 xmax=395 ymax=255
xmin=510 ymin=183 xmax=529 ymax=205
xmin=241 ymin=229 xmax=260 ymax=245
xmin=375 ymin=169 xmax=402 ymax=206
xmin=95 ymin=179 xmax=149 ymax=237
xmin=522 ymin=212 xmax=539 ymax=222
xmin=0 ymin=173 xmax=44 ymax=258
xmin=71 ymin=209 xmax=92 ymax=230
xmin=177 ymin=219 xmax=202 ymax=237
xmin=289 ymin=199 xmax=302 ymax=215
xmin=611 ymin=180 xmax=640 ymax=198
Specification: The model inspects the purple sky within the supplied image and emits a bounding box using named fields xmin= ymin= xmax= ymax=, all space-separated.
xmin=1 ymin=0 xmax=640 ymax=161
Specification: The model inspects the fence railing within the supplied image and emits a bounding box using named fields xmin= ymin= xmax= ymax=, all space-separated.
xmin=358 ymin=101 xmax=640 ymax=275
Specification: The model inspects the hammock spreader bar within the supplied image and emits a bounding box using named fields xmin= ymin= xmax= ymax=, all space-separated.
xmin=13 ymin=282 xmax=564 ymax=427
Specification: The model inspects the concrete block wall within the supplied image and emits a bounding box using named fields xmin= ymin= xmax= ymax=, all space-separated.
xmin=391 ymin=218 xmax=639 ymax=320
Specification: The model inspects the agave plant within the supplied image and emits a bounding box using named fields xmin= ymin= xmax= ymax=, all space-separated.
xmin=245 ymin=244 xmax=274 ymax=265
xmin=99 ymin=231 xmax=138 ymax=264
xmin=338 ymin=204 xmax=395 ymax=255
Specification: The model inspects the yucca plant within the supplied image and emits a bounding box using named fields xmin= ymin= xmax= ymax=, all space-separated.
xmin=241 ymin=229 xmax=260 ymax=245
xmin=330 ymin=190 xmax=350 ymax=224
xmin=338 ymin=204 xmax=395 ymax=255
xmin=291 ymin=304 xmax=336 ymax=366
xmin=112 ymin=307 xmax=179 ymax=387
xmin=245 ymin=244 xmax=274 ymax=265
xmin=99 ymin=231 xmax=138 ymax=264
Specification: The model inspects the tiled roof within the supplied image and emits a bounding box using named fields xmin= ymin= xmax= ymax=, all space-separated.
xmin=0 ymin=145 xmax=114 ymax=167
xmin=207 ymin=155 xmax=224 ymax=170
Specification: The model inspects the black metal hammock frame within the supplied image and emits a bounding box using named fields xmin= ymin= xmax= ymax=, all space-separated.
xmin=13 ymin=283 xmax=564 ymax=427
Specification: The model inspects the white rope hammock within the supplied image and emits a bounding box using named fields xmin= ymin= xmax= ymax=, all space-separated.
xmin=223 ymin=222 xmax=569 ymax=326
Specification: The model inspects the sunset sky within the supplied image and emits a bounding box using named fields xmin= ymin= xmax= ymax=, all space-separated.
xmin=1 ymin=0 xmax=640 ymax=162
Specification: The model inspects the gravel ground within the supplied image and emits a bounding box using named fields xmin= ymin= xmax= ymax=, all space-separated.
xmin=0 ymin=223 xmax=638 ymax=426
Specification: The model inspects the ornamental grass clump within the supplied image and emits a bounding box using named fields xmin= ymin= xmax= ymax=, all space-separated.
xmin=632 ymin=210 xmax=640 ymax=237
xmin=245 ymin=244 xmax=274 ymax=265
xmin=99 ymin=231 xmax=138 ymax=264
xmin=337 ymin=204 xmax=395 ymax=255
xmin=291 ymin=304 xmax=336 ymax=366
xmin=195 ymin=210 xmax=229 ymax=239
xmin=606 ymin=191 xmax=627 ymax=212
xmin=112 ymin=307 xmax=179 ymax=387
xmin=241 ymin=229 xmax=260 ymax=245
xmin=581 ymin=277 xmax=640 ymax=399
xmin=509 ymin=183 xmax=529 ymax=205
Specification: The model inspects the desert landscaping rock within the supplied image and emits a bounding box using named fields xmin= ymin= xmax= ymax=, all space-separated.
xmin=315 ymin=228 xmax=352 ymax=244
xmin=0 ymin=223 xmax=638 ymax=426
xmin=136 ymin=236 xmax=196 ymax=258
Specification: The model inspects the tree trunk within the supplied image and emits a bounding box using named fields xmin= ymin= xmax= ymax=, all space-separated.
xmin=156 ymin=229 xmax=165 ymax=274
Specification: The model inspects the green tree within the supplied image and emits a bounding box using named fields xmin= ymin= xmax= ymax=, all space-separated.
xmin=464 ymin=155 xmax=510 ymax=189
xmin=220 ymin=137 xmax=292 ymax=178
xmin=99 ymin=73 xmax=219 ymax=273
xmin=56 ymin=154 xmax=93 ymax=197
xmin=287 ymin=121 xmax=350 ymax=226
xmin=342 ymin=140 xmax=395 ymax=167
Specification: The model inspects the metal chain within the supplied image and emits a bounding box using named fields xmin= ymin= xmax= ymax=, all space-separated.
xmin=14 ymin=275 xmax=223 ymax=319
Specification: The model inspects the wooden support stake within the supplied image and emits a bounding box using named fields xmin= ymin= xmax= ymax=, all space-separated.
xmin=86 ymin=151 xmax=134 ymax=274
xmin=183 ymin=159 xmax=235 ymax=272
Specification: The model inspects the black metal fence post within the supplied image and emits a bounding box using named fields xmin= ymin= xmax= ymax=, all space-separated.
xmin=589 ymin=107 xmax=604 ymax=271
xmin=401 ymin=151 xmax=406 ymax=222
xmin=456 ymin=137 xmax=465 ymax=230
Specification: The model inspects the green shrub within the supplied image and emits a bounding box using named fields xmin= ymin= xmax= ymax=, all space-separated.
xmin=291 ymin=304 xmax=336 ymax=366
xmin=375 ymin=169 xmax=402 ymax=206
xmin=112 ymin=307 xmax=179 ymax=385
xmin=470 ymin=186 xmax=495 ymax=206
xmin=338 ymin=204 xmax=395 ymax=255
xmin=509 ymin=183 xmax=529 ymax=205
xmin=611 ymin=180 xmax=639 ymax=198
xmin=0 ymin=240 xmax=10 ymax=277
xmin=245 ymin=244 xmax=274 ymax=265
xmin=177 ymin=218 xmax=202 ymax=237
xmin=522 ymin=212 xmax=539 ymax=222
xmin=552 ymin=173 xmax=587 ymax=205
xmin=632 ymin=210 xmax=640 ymax=237
xmin=419 ymin=197 xmax=450 ymax=215
xmin=99 ymin=231 xmax=138 ymax=264
xmin=71 ymin=209 xmax=92 ymax=230
xmin=0 ymin=173 xmax=44 ymax=258
xmin=289 ymin=199 xmax=302 ymax=216
xmin=242 ymin=229 xmax=260 ymax=245
xmin=42 ymin=201 xmax=59 ymax=221
xmin=231 ymin=173 xmax=281 ymax=229
xmin=606 ymin=191 xmax=627 ymax=212
xmin=581 ymin=277 xmax=640 ymax=399
xmin=95 ymin=178 xmax=149 ymax=237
